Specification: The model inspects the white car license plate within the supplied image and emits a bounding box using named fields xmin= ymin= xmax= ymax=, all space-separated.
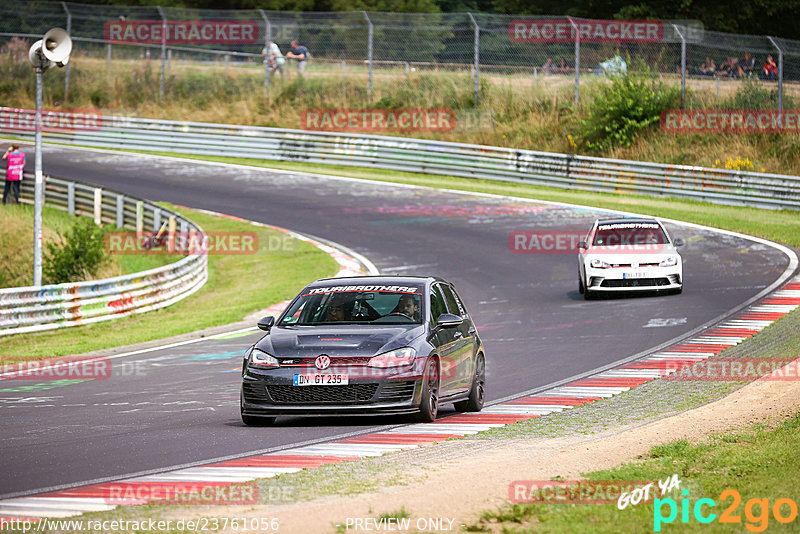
xmin=622 ymin=272 xmax=647 ymax=279
xmin=293 ymin=374 xmax=349 ymax=386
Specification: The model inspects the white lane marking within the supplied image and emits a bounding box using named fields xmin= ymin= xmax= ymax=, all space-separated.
xmin=643 ymin=317 xmax=688 ymax=328
xmin=544 ymin=387 xmax=630 ymax=397
xmin=0 ymin=497 xmax=116 ymax=512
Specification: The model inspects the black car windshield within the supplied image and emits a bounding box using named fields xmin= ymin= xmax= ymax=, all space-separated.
xmin=593 ymin=222 xmax=667 ymax=247
xmin=279 ymin=284 xmax=425 ymax=326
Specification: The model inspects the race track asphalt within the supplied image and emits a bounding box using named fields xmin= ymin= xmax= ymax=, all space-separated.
xmin=0 ymin=146 xmax=792 ymax=497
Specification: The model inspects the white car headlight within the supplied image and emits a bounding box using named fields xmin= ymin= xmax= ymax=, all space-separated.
xmin=659 ymin=256 xmax=678 ymax=267
xmin=590 ymin=258 xmax=610 ymax=269
xmin=249 ymin=348 xmax=279 ymax=368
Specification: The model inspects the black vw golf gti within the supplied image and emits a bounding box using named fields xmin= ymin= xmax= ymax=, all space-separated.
xmin=240 ymin=276 xmax=486 ymax=425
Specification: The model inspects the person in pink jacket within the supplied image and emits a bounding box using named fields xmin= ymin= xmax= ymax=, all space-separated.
xmin=2 ymin=144 xmax=25 ymax=204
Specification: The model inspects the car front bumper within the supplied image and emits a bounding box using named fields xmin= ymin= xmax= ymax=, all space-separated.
xmin=585 ymin=266 xmax=682 ymax=292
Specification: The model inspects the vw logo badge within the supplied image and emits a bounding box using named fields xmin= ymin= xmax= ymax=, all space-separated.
xmin=315 ymin=354 xmax=331 ymax=370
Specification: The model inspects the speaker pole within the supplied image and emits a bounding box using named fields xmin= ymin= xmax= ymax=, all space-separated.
xmin=33 ymin=64 xmax=44 ymax=287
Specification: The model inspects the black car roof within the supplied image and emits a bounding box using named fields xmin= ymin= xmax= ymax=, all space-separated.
xmin=307 ymin=275 xmax=442 ymax=288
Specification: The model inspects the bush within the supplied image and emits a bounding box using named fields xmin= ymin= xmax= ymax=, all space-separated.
xmin=579 ymin=70 xmax=680 ymax=152
xmin=725 ymin=78 xmax=777 ymax=110
xmin=43 ymin=218 xmax=108 ymax=285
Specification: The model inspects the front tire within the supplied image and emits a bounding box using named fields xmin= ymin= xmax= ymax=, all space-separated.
xmin=241 ymin=391 xmax=276 ymax=426
xmin=415 ymin=359 xmax=440 ymax=423
xmin=454 ymin=354 xmax=485 ymax=412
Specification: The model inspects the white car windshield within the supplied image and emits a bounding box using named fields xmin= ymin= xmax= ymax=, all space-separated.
xmin=593 ymin=223 xmax=667 ymax=247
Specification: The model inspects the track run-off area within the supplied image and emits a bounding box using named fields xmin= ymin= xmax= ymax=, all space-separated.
xmin=1 ymin=145 xmax=797 ymax=515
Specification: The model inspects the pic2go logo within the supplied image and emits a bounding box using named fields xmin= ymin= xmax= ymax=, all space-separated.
xmin=654 ymin=489 xmax=798 ymax=532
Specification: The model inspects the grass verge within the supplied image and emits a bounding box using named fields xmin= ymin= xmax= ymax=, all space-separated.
xmin=0 ymin=202 xmax=339 ymax=361
xmin=0 ymin=203 xmax=173 ymax=288
xmin=470 ymin=413 xmax=800 ymax=533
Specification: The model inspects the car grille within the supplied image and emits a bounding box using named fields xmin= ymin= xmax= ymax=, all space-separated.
xmin=377 ymin=381 xmax=417 ymax=402
xmin=242 ymin=382 xmax=269 ymax=402
xmin=267 ymin=384 xmax=379 ymax=404
xmin=601 ymin=277 xmax=671 ymax=288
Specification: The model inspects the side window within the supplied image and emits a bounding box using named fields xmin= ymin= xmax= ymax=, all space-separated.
xmin=430 ymin=284 xmax=447 ymax=323
xmin=440 ymin=285 xmax=464 ymax=317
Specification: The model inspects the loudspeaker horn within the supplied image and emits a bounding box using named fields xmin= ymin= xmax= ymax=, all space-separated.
xmin=41 ymin=27 xmax=72 ymax=67
xmin=28 ymin=40 xmax=49 ymax=68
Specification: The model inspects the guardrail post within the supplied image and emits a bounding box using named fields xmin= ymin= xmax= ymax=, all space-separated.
xmin=153 ymin=207 xmax=162 ymax=231
xmin=116 ymin=194 xmax=124 ymax=228
xmin=179 ymin=219 xmax=188 ymax=251
xmin=468 ymin=13 xmax=480 ymax=104
xmin=767 ymin=36 xmax=784 ymax=113
xmin=93 ymin=188 xmax=102 ymax=226
xmin=258 ymin=9 xmax=271 ymax=92
xmin=362 ymin=11 xmax=373 ymax=97
xmin=156 ymin=6 xmax=167 ymax=101
xmin=672 ymin=24 xmax=687 ymax=109
xmin=136 ymin=201 xmax=144 ymax=238
xmin=61 ymin=1 xmax=71 ymax=101
xmin=168 ymin=216 xmax=176 ymax=252
xmin=67 ymin=182 xmax=75 ymax=215
xmin=568 ymin=17 xmax=580 ymax=106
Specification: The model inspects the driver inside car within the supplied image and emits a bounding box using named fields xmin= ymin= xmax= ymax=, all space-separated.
xmin=395 ymin=294 xmax=420 ymax=321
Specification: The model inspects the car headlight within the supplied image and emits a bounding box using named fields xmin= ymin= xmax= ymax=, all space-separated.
xmin=659 ymin=256 xmax=678 ymax=267
xmin=367 ymin=347 xmax=416 ymax=368
xmin=590 ymin=258 xmax=610 ymax=269
xmin=249 ymin=348 xmax=279 ymax=368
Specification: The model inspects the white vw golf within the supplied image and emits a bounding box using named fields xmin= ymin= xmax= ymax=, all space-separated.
xmin=578 ymin=218 xmax=684 ymax=299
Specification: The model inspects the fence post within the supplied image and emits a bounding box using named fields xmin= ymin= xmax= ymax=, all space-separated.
xmin=179 ymin=219 xmax=188 ymax=251
xmin=106 ymin=43 xmax=111 ymax=67
xmin=258 ymin=9 xmax=271 ymax=92
xmin=767 ymin=36 xmax=784 ymax=113
xmin=67 ymin=182 xmax=75 ymax=215
xmin=153 ymin=207 xmax=162 ymax=231
xmin=136 ymin=201 xmax=144 ymax=239
xmin=156 ymin=6 xmax=167 ymax=100
xmin=672 ymin=24 xmax=686 ymax=109
xmin=468 ymin=13 xmax=480 ymax=104
xmin=362 ymin=11 xmax=373 ymax=97
xmin=116 ymin=194 xmax=124 ymax=228
xmin=61 ymin=1 xmax=71 ymax=101
xmin=93 ymin=188 xmax=102 ymax=226
xmin=568 ymin=17 xmax=580 ymax=106
xmin=167 ymin=216 xmax=176 ymax=252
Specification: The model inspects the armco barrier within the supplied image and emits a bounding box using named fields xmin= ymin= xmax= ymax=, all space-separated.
xmin=0 ymin=172 xmax=208 ymax=336
xmin=2 ymin=109 xmax=798 ymax=210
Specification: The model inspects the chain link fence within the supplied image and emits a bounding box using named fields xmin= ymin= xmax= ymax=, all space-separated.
xmin=1 ymin=0 xmax=799 ymax=110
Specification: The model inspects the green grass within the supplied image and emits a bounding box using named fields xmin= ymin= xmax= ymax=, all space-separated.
xmin=0 ymin=203 xmax=173 ymax=288
xmin=137 ymin=152 xmax=800 ymax=249
xmin=469 ymin=412 xmax=800 ymax=533
xmin=0 ymin=202 xmax=339 ymax=361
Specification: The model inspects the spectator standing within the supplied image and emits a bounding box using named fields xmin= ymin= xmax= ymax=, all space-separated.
xmin=2 ymin=144 xmax=25 ymax=204
xmin=261 ymin=40 xmax=285 ymax=76
xmin=285 ymin=40 xmax=309 ymax=73
xmin=762 ymin=55 xmax=777 ymax=80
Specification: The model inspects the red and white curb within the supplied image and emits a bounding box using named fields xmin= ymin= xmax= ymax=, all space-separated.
xmin=2 ymin=277 xmax=798 ymax=521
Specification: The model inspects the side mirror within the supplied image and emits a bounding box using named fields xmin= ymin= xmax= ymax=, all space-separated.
xmin=673 ymin=238 xmax=685 ymax=247
xmin=579 ymin=239 xmax=588 ymax=250
xmin=257 ymin=316 xmax=275 ymax=331
xmin=436 ymin=313 xmax=463 ymax=328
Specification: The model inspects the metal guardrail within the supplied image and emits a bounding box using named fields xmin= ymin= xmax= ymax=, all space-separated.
xmin=2 ymin=109 xmax=798 ymax=211
xmin=0 ymin=171 xmax=208 ymax=336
